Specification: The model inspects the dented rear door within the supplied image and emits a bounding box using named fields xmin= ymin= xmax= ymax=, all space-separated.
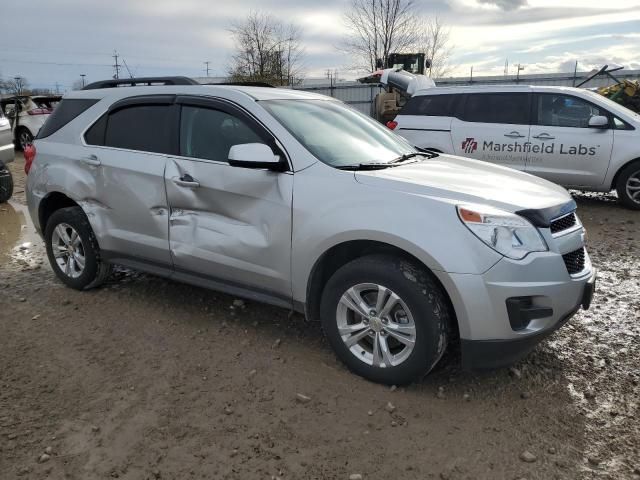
xmin=164 ymin=98 xmax=293 ymax=299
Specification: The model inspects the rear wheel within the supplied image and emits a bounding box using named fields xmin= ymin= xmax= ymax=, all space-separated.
xmin=320 ymin=254 xmax=451 ymax=385
xmin=16 ymin=127 xmax=33 ymax=151
xmin=616 ymin=161 xmax=640 ymax=210
xmin=0 ymin=162 xmax=13 ymax=203
xmin=45 ymin=207 xmax=112 ymax=290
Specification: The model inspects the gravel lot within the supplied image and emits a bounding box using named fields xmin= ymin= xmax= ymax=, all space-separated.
xmin=1 ymin=154 xmax=638 ymax=480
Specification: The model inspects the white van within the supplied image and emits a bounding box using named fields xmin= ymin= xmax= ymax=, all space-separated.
xmin=390 ymin=85 xmax=640 ymax=209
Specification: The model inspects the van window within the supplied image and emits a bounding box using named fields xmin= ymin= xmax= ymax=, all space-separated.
xmin=103 ymin=105 xmax=174 ymax=154
xmin=535 ymin=94 xmax=607 ymax=128
xmin=400 ymin=94 xmax=456 ymax=116
xmin=462 ymin=93 xmax=529 ymax=124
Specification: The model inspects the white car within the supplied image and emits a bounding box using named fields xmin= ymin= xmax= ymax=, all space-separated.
xmin=390 ymin=85 xmax=640 ymax=209
xmin=0 ymin=95 xmax=61 ymax=150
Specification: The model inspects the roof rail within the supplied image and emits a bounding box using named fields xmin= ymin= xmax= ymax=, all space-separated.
xmin=205 ymin=81 xmax=276 ymax=88
xmin=82 ymin=76 xmax=199 ymax=90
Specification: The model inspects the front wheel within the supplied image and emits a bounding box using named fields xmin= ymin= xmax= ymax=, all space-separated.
xmin=616 ymin=161 xmax=640 ymax=210
xmin=44 ymin=206 xmax=112 ymax=290
xmin=320 ymin=255 xmax=451 ymax=385
xmin=0 ymin=162 xmax=13 ymax=203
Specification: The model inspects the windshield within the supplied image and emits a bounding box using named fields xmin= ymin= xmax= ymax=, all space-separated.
xmin=260 ymin=99 xmax=416 ymax=167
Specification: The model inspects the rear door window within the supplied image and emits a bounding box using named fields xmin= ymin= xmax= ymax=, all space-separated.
xmin=400 ymin=94 xmax=457 ymax=116
xmin=461 ymin=93 xmax=530 ymax=124
xmin=102 ymin=105 xmax=174 ymax=154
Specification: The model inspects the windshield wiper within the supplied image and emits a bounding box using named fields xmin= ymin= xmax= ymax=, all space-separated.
xmin=390 ymin=151 xmax=436 ymax=164
xmin=335 ymin=163 xmax=396 ymax=171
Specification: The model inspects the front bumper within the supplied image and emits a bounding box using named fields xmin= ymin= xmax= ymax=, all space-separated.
xmin=460 ymin=270 xmax=595 ymax=369
xmin=0 ymin=142 xmax=14 ymax=165
xmin=434 ymin=245 xmax=596 ymax=370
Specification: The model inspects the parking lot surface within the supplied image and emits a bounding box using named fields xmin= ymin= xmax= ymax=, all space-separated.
xmin=1 ymin=154 xmax=638 ymax=480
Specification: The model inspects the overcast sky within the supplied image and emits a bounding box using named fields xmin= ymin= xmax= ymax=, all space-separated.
xmin=1 ymin=0 xmax=639 ymax=91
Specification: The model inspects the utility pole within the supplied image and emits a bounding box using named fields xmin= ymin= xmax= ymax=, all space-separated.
xmin=504 ymin=59 xmax=509 ymax=77
xmin=13 ymin=77 xmax=21 ymax=95
xmin=204 ymin=61 xmax=211 ymax=77
xmin=112 ymin=50 xmax=121 ymax=79
xmin=572 ymin=60 xmax=578 ymax=87
xmin=55 ymin=82 xmax=60 ymax=94
xmin=516 ymin=63 xmax=525 ymax=83
xmin=80 ymin=74 xmax=86 ymax=88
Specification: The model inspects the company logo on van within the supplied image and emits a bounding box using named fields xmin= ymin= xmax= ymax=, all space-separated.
xmin=461 ymin=138 xmax=478 ymax=154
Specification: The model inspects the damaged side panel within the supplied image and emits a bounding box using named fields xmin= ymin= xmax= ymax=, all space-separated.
xmin=165 ymin=158 xmax=293 ymax=298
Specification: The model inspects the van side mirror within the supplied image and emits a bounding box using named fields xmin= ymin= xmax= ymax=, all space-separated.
xmin=588 ymin=115 xmax=609 ymax=129
xmin=228 ymin=143 xmax=286 ymax=171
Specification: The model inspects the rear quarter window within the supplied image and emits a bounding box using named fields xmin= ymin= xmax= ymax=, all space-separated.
xmin=400 ymin=94 xmax=457 ymax=116
xmin=36 ymin=99 xmax=99 ymax=139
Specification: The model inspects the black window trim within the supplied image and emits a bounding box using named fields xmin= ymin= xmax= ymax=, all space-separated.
xmin=174 ymin=95 xmax=292 ymax=172
xmin=531 ymin=92 xmax=625 ymax=130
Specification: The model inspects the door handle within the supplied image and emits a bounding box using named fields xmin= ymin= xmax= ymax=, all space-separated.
xmin=533 ymin=133 xmax=555 ymax=140
xmin=173 ymin=174 xmax=200 ymax=188
xmin=80 ymin=154 xmax=101 ymax=166
xmin=504 ymin=131 xmax=525 ymax=139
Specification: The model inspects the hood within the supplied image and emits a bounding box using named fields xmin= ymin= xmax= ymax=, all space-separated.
xmin=355 ymin=154 xmax=572 ymax=214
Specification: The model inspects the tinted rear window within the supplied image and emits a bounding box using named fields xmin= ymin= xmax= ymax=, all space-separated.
xmin=36 ymin=99 xmax=99 ymax=139
xmin=400 ymin=94 xmax=457 ymax=116
xmin=103 ymin=105 xmax=174 ymax=154
xmin=461 ymin=93 xmax=530 ymax=124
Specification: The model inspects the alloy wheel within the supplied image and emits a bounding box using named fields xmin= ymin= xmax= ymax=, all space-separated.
xmin=336 ymin=283 xmax=417 ymax=368
xmin=51 ymin=223 xmax=86 ymax=278
xmin=626 ymin=169 xmax=640 ymax=205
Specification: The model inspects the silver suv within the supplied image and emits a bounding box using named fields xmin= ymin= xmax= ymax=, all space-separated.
xmin=26 ymin=77 xmax=596 ymax=384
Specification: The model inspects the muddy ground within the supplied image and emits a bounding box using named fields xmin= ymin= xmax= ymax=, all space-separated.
xmin=0 ymin=154 xmax=638 ymax=480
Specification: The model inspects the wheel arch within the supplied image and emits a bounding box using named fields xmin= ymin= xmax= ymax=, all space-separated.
xmin=304 ymin=239 xmax=458 ymax=337
xmin=39 ymin=191 xmax=80 ymax=233
xmin=611 ymin=157 xmax=640 ymax=190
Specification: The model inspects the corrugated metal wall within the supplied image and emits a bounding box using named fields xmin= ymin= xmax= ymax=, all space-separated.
xmin=290 ymin=84 xmax=383 ymax=116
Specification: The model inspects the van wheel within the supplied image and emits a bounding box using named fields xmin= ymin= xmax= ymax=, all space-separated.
xmin=17 ymin=127 xmax=33 ymax=151
xmin=616 ymin=161 xmax=640 ymax=210
xmin=320 ymin=254 xmax=451 ymax=385
xmin=44 ymin=206 xmax=112 ymax=290
xmin=0 ymin=162 xmax=13 ymax=203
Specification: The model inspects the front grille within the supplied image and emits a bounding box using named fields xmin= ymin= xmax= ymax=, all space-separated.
xmin=562 ymin=247 xmax=586 ymax=275
xmin=550 ymin=212 xmax=577 ymax=235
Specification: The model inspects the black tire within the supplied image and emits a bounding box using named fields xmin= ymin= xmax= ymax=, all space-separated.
xmin=616 ymin=161 xmax=640 ymax=210
xmin=44 ymin=206 xmax=112 ymax=290
xmin=0 ymin=162 xmax=13 ymax=203
xmin=320 ymin=254 xmax=451 ymax=385
xmin=16 ymin=127 xmax=33 ymax=151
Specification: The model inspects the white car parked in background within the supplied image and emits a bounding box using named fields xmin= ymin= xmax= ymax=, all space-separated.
xmin=390 ymin=85 xmax=640 ymax=209
xmin=0 ymin=95 xmax=61 ymax=150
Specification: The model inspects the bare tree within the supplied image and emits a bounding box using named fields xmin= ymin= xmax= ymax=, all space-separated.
xmin=228 ymin=11 xmax=305 ymax=86
xmin=1 ymin=76 xmax=30 ymax=95
xmin=417 ymin=18 xmax=454 ymax=78
xmin=341 ymin=0 xmax=420 ymax=72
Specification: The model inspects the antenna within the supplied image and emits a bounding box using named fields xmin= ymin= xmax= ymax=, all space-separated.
xmin=122 ymin=58 xmax=134 ymax=79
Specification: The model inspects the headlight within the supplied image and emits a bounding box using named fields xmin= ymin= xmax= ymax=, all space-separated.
xmin=457 ymin=204 xmax=548 ymax=260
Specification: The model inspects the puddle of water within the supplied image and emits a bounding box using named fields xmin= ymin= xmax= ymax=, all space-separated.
xmin=0 ymin=201 xmax=42 ymax=267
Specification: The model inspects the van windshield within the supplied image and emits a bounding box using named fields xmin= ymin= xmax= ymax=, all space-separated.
xmin=260 ymin=99 xmax=416 ymax=167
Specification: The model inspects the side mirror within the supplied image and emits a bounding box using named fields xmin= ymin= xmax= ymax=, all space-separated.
xmin=588 ymin=115 xmax=609 ymax=129
xmin=228 ymin=143 xmax=285 ymax=171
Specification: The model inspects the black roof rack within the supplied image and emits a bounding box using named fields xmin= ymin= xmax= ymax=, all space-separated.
xmin=82 ymin=76 xmax=199 ymax=90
